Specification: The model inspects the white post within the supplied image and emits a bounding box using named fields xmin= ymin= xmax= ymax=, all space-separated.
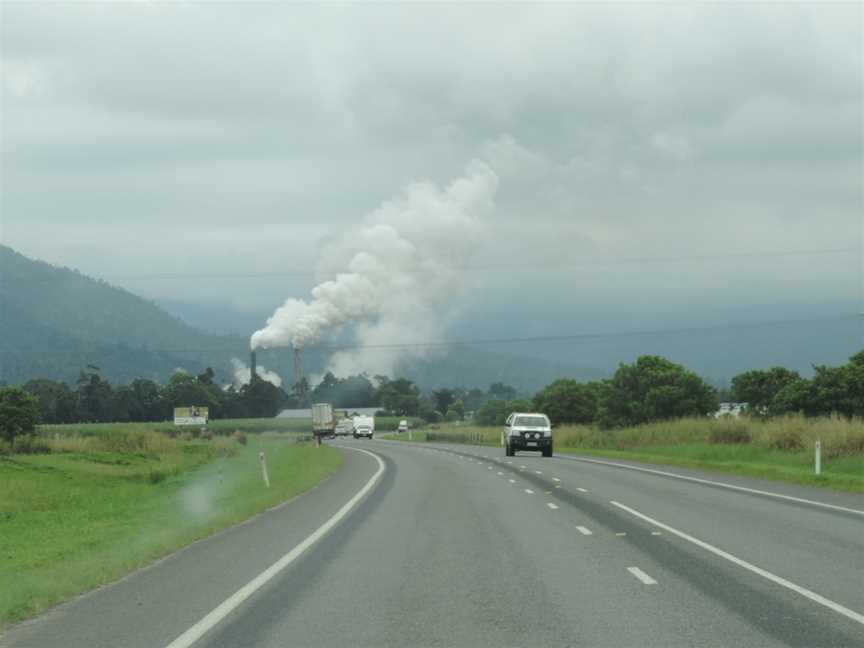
xmin=259 ymin=451 xmax=270 ymax=487
xmin=815 ymin=440 xmax=821 ymax=476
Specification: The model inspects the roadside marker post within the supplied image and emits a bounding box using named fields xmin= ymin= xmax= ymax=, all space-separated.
xmin=815 ymin=440 xmax=821 ymax=476
xmin=259 ymin=451 xmax=270 ymax=488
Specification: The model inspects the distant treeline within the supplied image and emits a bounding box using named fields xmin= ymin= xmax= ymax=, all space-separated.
xmin=2 ymin=351 xmax=862 ymax=435
xmin=475 ymin=351 xmax=864 ymax=428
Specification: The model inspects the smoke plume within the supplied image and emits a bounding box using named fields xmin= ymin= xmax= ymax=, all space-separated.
xmin=230 ymin=358 xmax=282 ymax=388
xmin=250 ymin=161 xmax=499 ymax=377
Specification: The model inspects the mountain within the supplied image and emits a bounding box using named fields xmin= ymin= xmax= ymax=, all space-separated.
xmin=0 ymin=245 xmax=596 ymax=392
xmin=0 ymin=245 xmax=247 ymax=385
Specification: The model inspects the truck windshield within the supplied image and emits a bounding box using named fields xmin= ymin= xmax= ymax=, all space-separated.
xmin=514 ymin=416 xmax=548 ymax=427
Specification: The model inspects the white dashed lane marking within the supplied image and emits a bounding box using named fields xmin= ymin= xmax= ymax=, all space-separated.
xmin=628 ymin=567 xmax=658 ymax=585
xmin=534 ymin=470 xmax=543 ymax=475
xmin=575 ymin=526 xmax=593 ymax=536
xmin=552 ymin=477 xmax=561 ymax=482
xmin=508 ymin=479 xmax=516 ymax=484
xmin=524 ymin=489 xmax=535 ymax=495
xmin=547 ymin=503 xmax=559 ymax=510
xmin=576 ymin=488 xmax=588 ymax=493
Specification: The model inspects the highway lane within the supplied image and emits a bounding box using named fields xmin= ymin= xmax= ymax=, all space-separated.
xmin=188 ymin=440 xmax=864 ymax=647
xmin=3 ymin=439 xmax=862 ymax=647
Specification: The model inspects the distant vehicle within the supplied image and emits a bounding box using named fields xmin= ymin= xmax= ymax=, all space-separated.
xmin=335 ymin=418 xmax=355 ymax=436
xmin=398 ymin=419 xmax=409 ymax=434
xmin=312 ymin=403 xmax=336 ymax=441
xmin=353 ymin=415 xmax=375 ymax=439
xmin=504 ymin=412 xmax=553 ymax=457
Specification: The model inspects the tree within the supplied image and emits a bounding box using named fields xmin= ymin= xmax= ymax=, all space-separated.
xmin=76 ymin=369 xmax=114 ymax=422
xmin=0 ymin=387 xmax=40 ymax=443
xmin=731 ymin=367 xmax=800 ymax=414
xmin=808 ymin=353 xmax=864 ymax=417
xmin=242 ymin=380 xmax=287 ymax=418
xmin=769 ymin=378 xmax=818 ymax=416
xmin=488 ymin=382 xmax=517 ymax=401
xmin=474 ymin=398 xmax=532 ymax=425
xmin=445 ymin=398 xmax=465 ymax=421
xmin=376 ymin=378 xmax=420 ymax=415
xmin=598 ymin=356 xmax=717 ymax=428
xmin=533 ymin=379 xmax=603 ymax=425
xmin=463 ymin=388 xmax=487 ymax=413
xmin=432 ymin=389 xmax=455 ymax=414
xmin=129 ymin=378 xmax=167 ymax=421
xmin=161 ymin=371 xmax=223 ymax=418
xmin=22 ymin=379 xmax=77 ymax=424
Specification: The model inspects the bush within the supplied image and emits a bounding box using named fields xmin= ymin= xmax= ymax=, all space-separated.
xmin=708 ymin=419 xmax=752 ymax=444
xmin=0 ymin=387 xmax=40 ymax=444
xmin=200 ymin=428 xmax=213 ymax=440
xmin=12 ymin=435 xmax=52 ymax=454
xmin=233 ymin=430 xmax=248 ymax=446
xmin=767 ymin=428 xmax=804 ymax=451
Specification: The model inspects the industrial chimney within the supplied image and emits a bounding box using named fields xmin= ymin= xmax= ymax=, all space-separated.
xmin=250 ymin=350 xmax=257 ymax=382
xmin=293 ymin=347 xmax=302 ymax=385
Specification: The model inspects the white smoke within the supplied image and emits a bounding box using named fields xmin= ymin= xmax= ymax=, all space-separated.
xmin=250 ymin=160 xmax=499 ymax=377
xmin=230 ymin=358 xmax=282 ymax=388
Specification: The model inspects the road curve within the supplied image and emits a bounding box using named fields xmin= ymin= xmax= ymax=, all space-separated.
xmin=2 ymin=439 xmax=862 ymax=647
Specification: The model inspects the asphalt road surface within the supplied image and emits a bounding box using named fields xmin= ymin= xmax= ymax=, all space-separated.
xmin=3 ymin=439 xmax=862 ymax=648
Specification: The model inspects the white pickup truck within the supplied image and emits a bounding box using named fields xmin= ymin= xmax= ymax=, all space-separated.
xmin=504 ymin=412 xmax=553 ymax=457
xmin=352 ymin=415 xmax=375 ymax=439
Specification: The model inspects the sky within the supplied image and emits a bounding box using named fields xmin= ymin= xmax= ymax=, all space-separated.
xmin=1 ymin=2 xmax=862 ymax=374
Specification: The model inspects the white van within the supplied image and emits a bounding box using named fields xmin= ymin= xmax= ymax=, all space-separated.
xmin=353 ymin=415 xmax=375 ymax=439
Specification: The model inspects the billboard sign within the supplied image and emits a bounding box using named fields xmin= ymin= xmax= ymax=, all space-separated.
xmin=174 ymin=406 xmax=209 ymax=426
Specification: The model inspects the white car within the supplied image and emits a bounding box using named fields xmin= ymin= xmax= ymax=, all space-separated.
xmin=397 ymin=419 xmax=409 ymax=434
xmin=335 ymin=418 xmax=355 ymax=436
xmin=504 ymin=412 xmax=553 ymax=457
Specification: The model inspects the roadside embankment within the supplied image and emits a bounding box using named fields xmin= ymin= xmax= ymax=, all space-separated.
xmin=0 ymin=428 xmax=342 ymax=629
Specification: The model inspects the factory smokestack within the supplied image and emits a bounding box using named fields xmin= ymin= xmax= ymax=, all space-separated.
xmin=250 ymin=350 xmax=257 ymax=382
xmin=293 ymin=347 xmax=302 ymax=386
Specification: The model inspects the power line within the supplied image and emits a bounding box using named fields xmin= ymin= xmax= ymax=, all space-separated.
xmin=3 ymin=313 xmax=859 ymax=357
xmin=97 ymin=247 xmax=857 ymax=282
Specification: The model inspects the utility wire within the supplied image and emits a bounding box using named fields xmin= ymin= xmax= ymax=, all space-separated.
xmin=98 ymin=247 xmax=857 ymax=281
xmin=3 ymin=314 xmax=859 ymax=357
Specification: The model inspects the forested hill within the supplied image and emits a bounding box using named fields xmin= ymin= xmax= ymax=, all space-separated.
xmin=0 ymin=245 xmax=245 ymax=385
xmin=0 ymin=245 xmax=599 ymax=391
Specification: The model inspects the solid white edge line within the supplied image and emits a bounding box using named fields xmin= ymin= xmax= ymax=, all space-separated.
xmin=559 ymin=456 xmax=864 ymax=516
xmin=627 ymin=567 xmax=658 ymax=585
xmin=610 ymin=500 xmax=864 ymax=626
xmin=164 ymin=447 xmax=387 ymax=648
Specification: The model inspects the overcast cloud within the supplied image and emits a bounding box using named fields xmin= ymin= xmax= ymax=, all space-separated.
xmin=2 ymin=2 xmax=861 ymax=333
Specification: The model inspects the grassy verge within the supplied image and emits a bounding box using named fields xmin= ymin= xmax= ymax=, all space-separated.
xmin=0 ymin=432 xmax=343 ymax=629
xmin=385 ymin=416 xmax=864 ymax=493
xmin=38 ymin=417 xmax=314 ymax=437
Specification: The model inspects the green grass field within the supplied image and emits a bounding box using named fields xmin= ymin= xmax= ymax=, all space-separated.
xmin=387 ymin=416 xmax=864 ymax=492
xmin=0 ymin=430 xmax=343 ymax=629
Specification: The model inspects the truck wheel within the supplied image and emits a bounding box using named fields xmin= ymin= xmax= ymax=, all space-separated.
xmin=353 ymin=433 xmax=358 ymax=439
xmin=543 ymin=446 xmax=553 ymax=458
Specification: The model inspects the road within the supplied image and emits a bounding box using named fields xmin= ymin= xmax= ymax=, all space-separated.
xmin=2 ymin=439 xmax=862 ymax=647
